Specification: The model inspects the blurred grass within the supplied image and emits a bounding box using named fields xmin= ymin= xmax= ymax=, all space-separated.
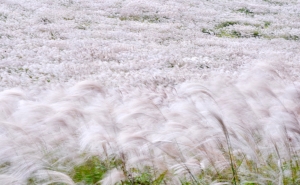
xmin=62 ymin=151 xmax=300 ymax=184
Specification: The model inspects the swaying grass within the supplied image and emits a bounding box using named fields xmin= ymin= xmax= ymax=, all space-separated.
xmin=69 ymin=156 xmax=167 ymax=184
xmin=1 ymin=62 xmax=297 ymax=185
xmin=1 ymin=0 xmax=300 ymax=184
xmin=67 ymin=146 xmax=300 ymax=184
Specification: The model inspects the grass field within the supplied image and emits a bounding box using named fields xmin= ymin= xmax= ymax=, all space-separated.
xmin=0 ymin=0 xmax=300 ymax=184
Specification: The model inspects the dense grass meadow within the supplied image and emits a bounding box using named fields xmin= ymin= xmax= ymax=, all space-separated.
xmin=1 ymin=0 xmax=300 ymax=184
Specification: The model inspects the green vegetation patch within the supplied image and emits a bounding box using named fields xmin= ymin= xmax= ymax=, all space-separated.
xmin=202 ymin=21 xmax=244 ymax=38
xmin=252 ymin=30 xmax=261 ymax=38
xmin=26 ymin=151 xmax=300 ymax=185
xmin=216 ymin=30 xmax=242 ymax=38
xmin=70 ymin=156 xmax=122 ymax=184
xmin=215 ymin=21 xmax=239 ymax=29
xmin=200 ymin=20 xmax=298 ymax=40
xmin=119 ymin=15 xmax=162 ymax=23
xmin=69 ymin=156 xmax=168 ymax=185
xmin=237 ymin=7 xmax=254 ymax=16
xmin=264 ymin=21 xmax=271 ymax=28
xmin=121 ymin=168 xmax=167 ymax=185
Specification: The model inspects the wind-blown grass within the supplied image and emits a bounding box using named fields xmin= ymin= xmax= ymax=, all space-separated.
xmin=0 ymin=0 xmax=300 ymax=184
xmin=0 ymin=62 xmax=299 ymax=184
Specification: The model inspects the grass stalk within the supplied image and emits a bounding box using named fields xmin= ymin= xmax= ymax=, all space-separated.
xmin=212 ymin=112 xmax=238 ymax=185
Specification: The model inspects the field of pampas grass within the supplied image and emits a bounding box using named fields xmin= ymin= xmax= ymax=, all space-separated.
xmin=1 ymin=0 xmax=300 ymax=184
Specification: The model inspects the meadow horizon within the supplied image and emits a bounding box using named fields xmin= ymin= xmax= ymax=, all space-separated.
xmin=0 ymin=0 xmax=300 ymax=184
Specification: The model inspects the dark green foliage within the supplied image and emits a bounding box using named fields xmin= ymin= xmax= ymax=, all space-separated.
xmin=201 ymin=28 xmax=214 ymax=35
xmin=231 ymin=30 xmax=242 ymax=38
xmin=215 ymin=21 xmax=239 ymax=29
xmin=71 ymin=156 xmax=107 ymax=184
xmin=216 ymin=30 xmax=242 ymax=38
xmin=264 ymin=21 xmax=271 ymax=28
xmin=152 ymin=171 xmax=167 ymax=185
xmin=71 ymin=156 xmax=122 ymax=184
xmin=70 ymin=157 xmax=168 ymax=185
xmin=120 ymin=168 xmax=167 ymax=185
xmin=252 ymin=31 xmax=260 ymax=38
xmin=237 ymin=8 xmax=254 ymax=15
